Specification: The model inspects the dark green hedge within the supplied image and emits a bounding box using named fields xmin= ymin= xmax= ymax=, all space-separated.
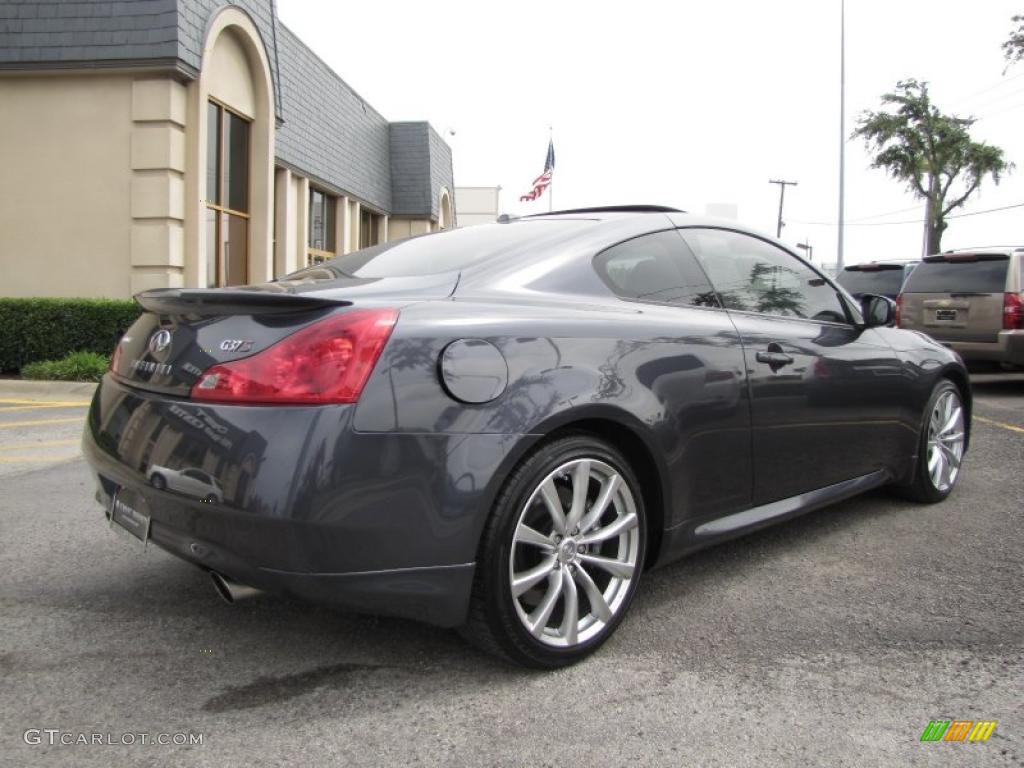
xmin=0 ymin=298 xmax=140 ymax=373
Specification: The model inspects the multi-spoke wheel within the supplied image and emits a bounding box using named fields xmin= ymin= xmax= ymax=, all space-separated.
xmin=461 ymin=435 xmax=646 ymax=668
xmin=896 ymin=379 xmax=968 ymax=503
xmin=926 ymin=388 xmax=965 ymax=492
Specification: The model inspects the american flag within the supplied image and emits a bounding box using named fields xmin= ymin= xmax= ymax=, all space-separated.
xmin=520 ymin=139 xmax=556 ymax=202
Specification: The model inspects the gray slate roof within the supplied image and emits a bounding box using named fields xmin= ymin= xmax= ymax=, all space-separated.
xmin=0 ymin=0 xmax=451 ymax=219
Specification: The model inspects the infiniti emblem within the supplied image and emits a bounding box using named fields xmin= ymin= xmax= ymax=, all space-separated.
xmin=148 ymin=329 xmax=172 ymax=358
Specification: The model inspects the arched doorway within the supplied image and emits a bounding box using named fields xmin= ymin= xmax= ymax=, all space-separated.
xmin=186 ymin=7 xmax=274 ymax=288
xmin=438 ymin=187 xmax=453 ymax=230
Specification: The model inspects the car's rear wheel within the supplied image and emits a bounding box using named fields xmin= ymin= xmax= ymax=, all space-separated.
xmin=461 ymin=434 xmax=646 ymax=668
xmin=896 ymin=379 xmax=966 ymax=503
xmin=150 ymin=474 xmax=166 ymax=491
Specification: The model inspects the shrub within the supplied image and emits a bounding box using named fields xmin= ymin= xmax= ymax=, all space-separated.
xmin=21 ymin=351 xmax=110 ymax=382
xmin=0 ymin=298 xmax=140 ymax=372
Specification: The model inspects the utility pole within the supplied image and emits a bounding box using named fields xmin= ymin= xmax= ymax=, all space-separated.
xmin=837 ymin=0 xmax=846 ymax=269
xmin=769 ymin=179 xmax=798 ymax=238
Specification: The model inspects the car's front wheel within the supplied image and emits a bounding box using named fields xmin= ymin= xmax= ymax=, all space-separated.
xmin=897 ymin=379 xmax=967 ymax=503
xmin=461 ymin=434 xmax=646 ymax=668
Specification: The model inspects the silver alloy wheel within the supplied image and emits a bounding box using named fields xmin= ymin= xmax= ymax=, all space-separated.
xmin=926 ymin=389 xmax=965 ymax=492
xmin=508 ymin=458 xmax=640 ymax=648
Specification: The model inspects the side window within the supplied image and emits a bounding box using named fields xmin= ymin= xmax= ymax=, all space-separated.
xmin=680 ymin=229 xmax=848 ymax=323
xmin=594 ymin=230 xmax=719 ymax=308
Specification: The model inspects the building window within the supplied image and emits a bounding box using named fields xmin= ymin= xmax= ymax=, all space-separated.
xmin=360 ymin=208 xmax=381 ymax=249
xmin=308 ymin=188 xmax=336 ymax=264
xmin=205 ymin=100 xmax=250 ymax=286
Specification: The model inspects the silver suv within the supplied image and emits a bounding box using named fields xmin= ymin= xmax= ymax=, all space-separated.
xmin=898 ymin=247 xmax=1024 ymax=369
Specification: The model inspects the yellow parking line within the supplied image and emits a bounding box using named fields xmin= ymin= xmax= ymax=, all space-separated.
xmin=0 ymin=439 xmax=80 ymax=452
xmin=0 ymin=403 xmax=90 ymax=412
xmin=0 ymin=416 xmax=85 ymax=429
xmin=975 ymin=415 xmax=1024 ymax=434
xmin=0 ymin=399 xmax=91 ymax=406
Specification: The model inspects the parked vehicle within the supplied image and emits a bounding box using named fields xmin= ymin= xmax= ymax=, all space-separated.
xmin=837 ymin=260 xmax=919 ymax=300
xmin=897 ymin=247 xmax=1024 ymax=370
xmin=84 ymin=207 xmax=971 ymax=668
xmin=147 ymin=465 xmax=223 ymax=503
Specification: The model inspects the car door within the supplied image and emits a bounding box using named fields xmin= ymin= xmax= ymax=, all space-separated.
xmin=679 ymin=228 xmax=907 ymax=505
xmin=593 ymin=229 xmax=752 ymax=524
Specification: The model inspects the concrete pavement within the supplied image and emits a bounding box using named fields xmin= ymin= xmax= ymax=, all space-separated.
xmin=0 ymin=382 xmax=94 ymax=479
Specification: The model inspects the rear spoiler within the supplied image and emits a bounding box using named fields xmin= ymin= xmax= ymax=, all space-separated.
xmin=845 ymin=263 xmax=903 ymax=271
xmin=924 ymin=253 xmax=1010 ymax=263
xmin=135 ymin=288 xmax=351 ymax=315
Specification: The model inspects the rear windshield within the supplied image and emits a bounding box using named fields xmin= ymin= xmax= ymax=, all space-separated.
xmin=836 ymin=267 xmax=906 ymax=296
xmin=902 ymin=256 xmax=1009 ymax=293
xmin=290 ymin=219 xmax=594 ymax=279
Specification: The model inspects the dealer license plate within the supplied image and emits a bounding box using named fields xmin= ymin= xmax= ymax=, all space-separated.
xmin=108 ymin=490 xmax=151 ymax=549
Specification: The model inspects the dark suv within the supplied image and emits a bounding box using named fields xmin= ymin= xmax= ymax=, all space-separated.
xmin=837 ymin=260 xmax=918 ymax=301
xmin=897 ymin=248 xmax=1024 ymax=369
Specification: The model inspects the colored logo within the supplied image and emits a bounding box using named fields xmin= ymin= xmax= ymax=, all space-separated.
xmin=920 ymin=720 xmax=997 ymax=742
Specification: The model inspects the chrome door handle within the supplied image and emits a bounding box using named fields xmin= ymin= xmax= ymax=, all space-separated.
xmin=756 ymin=344 xmax=794 ymax=370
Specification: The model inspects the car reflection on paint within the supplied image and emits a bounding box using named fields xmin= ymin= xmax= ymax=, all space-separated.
xmin=147 ymin=465 xmax=224 ymax=503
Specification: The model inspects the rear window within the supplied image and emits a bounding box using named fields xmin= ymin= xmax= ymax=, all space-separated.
xmin=836 ymin=267 xmax=906 ymax=296
xmin=292 ymin=219 xmax=594 ymax=279
xmin=902 ymin=256 xmax=1009 ymax=293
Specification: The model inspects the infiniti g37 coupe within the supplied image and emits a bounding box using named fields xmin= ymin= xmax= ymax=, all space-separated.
xmin=84 ymin=206 xmax=971 ymax=668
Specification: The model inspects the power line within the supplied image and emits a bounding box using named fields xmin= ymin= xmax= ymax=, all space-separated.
xmin=976 ymin=100 xmax=1024 ymax=121
xmin=944 ymin=70 xmax=1024 ymax=109
xmin=847 ymin=203 xmax=926 ymax=222
xmin=792 ymin=202 xmax=1024 ymax=228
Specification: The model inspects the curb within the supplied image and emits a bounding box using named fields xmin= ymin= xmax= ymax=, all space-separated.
xmin=0 ymin=379 xmax=98 ymax=402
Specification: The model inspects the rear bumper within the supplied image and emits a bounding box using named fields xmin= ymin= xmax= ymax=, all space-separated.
xmin=82 ymin=375 xmax=525 ymax=627
xmin=942 ymin=330 xmax=1024 ymax=366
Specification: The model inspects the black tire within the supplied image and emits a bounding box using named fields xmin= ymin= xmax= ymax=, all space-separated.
xmin=150 ymin=474 xmax=166 ymax=491
xmin=460 ymin=434 xmax=647 ymax=669
xmin=894 ymin=379 xmax=966 ymax=503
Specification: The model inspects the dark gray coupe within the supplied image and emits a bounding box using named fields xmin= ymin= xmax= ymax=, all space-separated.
xmin=84 ymin=206 xmax=970 ymax=668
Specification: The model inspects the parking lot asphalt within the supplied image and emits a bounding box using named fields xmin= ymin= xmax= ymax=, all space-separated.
xmin=1 ymin=375 xmax=1021 ymax=767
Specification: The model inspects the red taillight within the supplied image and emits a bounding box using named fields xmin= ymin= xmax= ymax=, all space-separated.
xmin=190 ymin=309 xmax=398 ymax=404
xmin=894 ymin=294 xmax=903 ymax=326
xmin=1004 ymin=292 xmax=1024 ymax=330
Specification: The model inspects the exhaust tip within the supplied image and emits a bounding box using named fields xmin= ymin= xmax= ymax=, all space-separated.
xmin=210 ymin=571 xmax=262 ymax=604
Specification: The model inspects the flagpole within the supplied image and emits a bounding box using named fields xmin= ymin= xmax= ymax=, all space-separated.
xmin=548 ymin=126 xmax=553 ymax=213
xmin=836 ymin=0 xmax=846 ymax=270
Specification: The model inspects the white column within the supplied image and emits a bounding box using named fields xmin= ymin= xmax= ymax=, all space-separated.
xmin=295 ymin=175 xmax=309 ymax=270
xmin=334 ymin=195 xmax=348 ymax=256
xmin=350 ymin=200 xmax=361 ymax=252
xmin=274 ymin=166 xmax=294 ymax=278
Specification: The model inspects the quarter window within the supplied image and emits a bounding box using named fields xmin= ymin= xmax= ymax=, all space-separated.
xmin=681 ymin=229 xmax=848 ymax=323
xmin=594 ymin=230 xmax=719 ymax=308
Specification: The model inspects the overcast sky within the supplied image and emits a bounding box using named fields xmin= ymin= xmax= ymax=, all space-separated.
xmin=279 ymin=0 xmax=1023 ymax=266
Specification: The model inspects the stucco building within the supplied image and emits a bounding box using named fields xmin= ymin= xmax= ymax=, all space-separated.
xmin=0 ymin=0 xmax=455 ymax=299
xmin=454 ymin=186 xmax=501 ymax=227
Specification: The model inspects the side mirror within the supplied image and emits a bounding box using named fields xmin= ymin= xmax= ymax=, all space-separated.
xmin=860 ymin=294 xmax=897 ymax=328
